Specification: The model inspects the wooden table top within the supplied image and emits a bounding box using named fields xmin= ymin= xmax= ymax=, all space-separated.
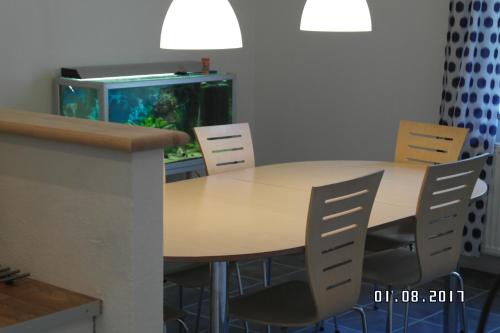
xmin=0 ymin=109 xmax=190 ymax=152
xmin=164 ymin=161 xmax=487 ymax=262
xmin=0 ymin=278 xmax=100 ymax=330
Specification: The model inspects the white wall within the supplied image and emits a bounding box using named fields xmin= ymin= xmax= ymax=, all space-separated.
xmin=0 ymin=0 xmax=256 ymax=123
xmin=0 ymin=0 xmax=450 ymax=163
xmin=252 ymin=0 xmax=449 ymax=164
xmin=0 ymin=133 xmax=165 ymax=333
xmin=0 ymin=0 xmax=452 ymax=163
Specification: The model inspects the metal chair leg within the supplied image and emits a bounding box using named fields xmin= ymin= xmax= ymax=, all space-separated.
xmin=353 ymin=306 xmax=368 ymax=333
xmin=263 ymin=259 xmax=272 ymax=333
xmin=404 ymin=287 xmax=410 ymax=333
xmin=178 ymin=286 xmax=184 ymax=333
xmin=267 ymin=258 xmax=272 ymax=285
xmin=236 ymin=263 xmax=244 ymax=295
xmin=262 ymin=260 xmax=268 ymax=286
xmin=314 ymin=320 xmax=325 ymax=332
xmin=373 ymin=283 xmax=379 ymax=310
xmin=451 ymin=271 xmax=468 ymax=333
xmin=176 ymin=318 xmax=189 ymax=332
xmin=194 ymin=286 xmax=204 ymax=333
xmin=235 ymin=263 xmax=249 ymax=333
xmin=386 ymin=286 xmax=394 ymax=333
xmin=333 ymin=316 xmax=340 ymax=333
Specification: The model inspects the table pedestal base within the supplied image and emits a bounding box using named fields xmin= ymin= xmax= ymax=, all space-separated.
xmin=210 ymin=262 xmax=229 ymax=333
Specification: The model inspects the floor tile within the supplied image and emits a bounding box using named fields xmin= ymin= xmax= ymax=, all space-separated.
xmin=425 ymin=307 xmax=500 ymax=333
xmin=337 ymin=307 xmax=415 ymax=332
xmin=393 ymin=320 xmax=442 ymax=333
xmin=164 ymin=261 xmax=498 ymax=333
xmin=467 ymin=292 xmax=500 ymax=315
xmin=460 ymin=268 xmax=498 ymax=291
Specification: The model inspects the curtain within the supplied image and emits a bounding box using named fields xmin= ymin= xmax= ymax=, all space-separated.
xmin=439 ymin=0 xmax=500 ymax=256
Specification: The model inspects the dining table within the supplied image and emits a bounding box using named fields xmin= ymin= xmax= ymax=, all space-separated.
xmin=164 ymin=160 xmax=488 ymax=333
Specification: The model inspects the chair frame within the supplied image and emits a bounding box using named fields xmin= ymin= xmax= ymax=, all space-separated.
xmin=368 ymin=155 xmax=487 ymax=333
xmin=229 ymin=171 xmax=384 ymax=333
xmin=306 ymin=171 xmax=384 ymax=319
xmin=366 ymin=120 xmax=469 ymax=252
xmin=194 ymin=123 xmax=261 ymax=333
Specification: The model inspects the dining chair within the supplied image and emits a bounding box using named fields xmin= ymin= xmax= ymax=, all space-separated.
xmin=363 ymin=154 xmax=487 ymax=333
xmin=194 ymin=123 xmax=255 ymax=176
xmin=195 ymin=122 xmax=273 ymax=332
xmin=164 ymin=123 xmax=259 ymax=333
xmin=163 ymin=305 xmax=189 ymax=333
xmin=195 ymin=122 xmax=273 ymax=282
xmin=228 ymin=171 xmax=384 ymax=333
xmin=366 ymin=120 xmax=469 ymax=252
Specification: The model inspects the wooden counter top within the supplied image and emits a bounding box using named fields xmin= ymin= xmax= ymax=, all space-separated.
xmin=0 ymin=279 xmax=101 ymax=332
xmin=0 ymin=109 xmax=190 ymax=152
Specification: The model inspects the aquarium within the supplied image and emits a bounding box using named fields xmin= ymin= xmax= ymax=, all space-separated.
xmin=56 ymin=70 xmax=234 ymax=174
xmin=60 ymin=86 xmax=101 ymax=120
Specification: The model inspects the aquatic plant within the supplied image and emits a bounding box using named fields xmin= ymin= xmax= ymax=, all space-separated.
xmin=137 ymin=116 xmax=176 ymax=130
xmin=165 ymin=141 xmax=203 ymax=163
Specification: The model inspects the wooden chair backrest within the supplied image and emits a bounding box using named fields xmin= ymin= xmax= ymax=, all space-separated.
xmin=415 ymin=154 xmax=487 ymax=284
xmin=395 ymin=120 xmax=468 ymax=165
xmin=306 ymin=171 xmax=383 ymax=319
xmin=194 ymin=123 xmax=255 ymax=175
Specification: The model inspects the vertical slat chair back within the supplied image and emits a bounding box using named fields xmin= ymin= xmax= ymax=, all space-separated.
xmin=306 ymin=171 xmax=384 ymax=319
xmin=415 ymin=154 xmax=487 ymax=284
xmin=194 ymin=123 xmax=255 ymax=175
xmin=395 ymin=120 xmax=468 ymax=165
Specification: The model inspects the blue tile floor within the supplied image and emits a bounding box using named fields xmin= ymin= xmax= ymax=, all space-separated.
xmin=165 ymin=255 xmax=500 ymax=333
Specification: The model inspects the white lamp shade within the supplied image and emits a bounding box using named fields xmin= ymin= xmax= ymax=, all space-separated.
xmin=160 ymin=0 xmax=243 ymax=50
xmin=300 ymin=0 xmax=372 ymax=32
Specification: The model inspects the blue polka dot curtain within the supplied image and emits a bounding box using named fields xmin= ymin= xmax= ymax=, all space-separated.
xmin=439 ymin=0 xmax=500 ymax=256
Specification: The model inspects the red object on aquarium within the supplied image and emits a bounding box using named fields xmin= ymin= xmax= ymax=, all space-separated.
xmin=202 ymin=58 xmax=210 ymax=74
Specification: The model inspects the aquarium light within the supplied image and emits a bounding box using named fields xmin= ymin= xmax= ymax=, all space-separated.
xmin=76 ymin=73 xmax=177 ymax=82
xmin=300 ymin=0 xmax=372 ymax=32
xmin=160 ymin=0 xmax=243 ymax=50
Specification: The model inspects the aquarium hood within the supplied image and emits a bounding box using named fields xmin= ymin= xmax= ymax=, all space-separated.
xmin=61 ymin=61 xmax=202 ymax=80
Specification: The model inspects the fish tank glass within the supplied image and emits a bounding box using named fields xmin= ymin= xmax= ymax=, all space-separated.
xmin=108 ymin=81 xmax=232 ymax=163
xmin=56 ymin=70 xmax=234 ymax=173
xmin=60 ymin=86 xmax=101 ymax=120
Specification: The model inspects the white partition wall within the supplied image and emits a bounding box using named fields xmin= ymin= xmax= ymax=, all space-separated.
xmin=0 ymin=133 xmax=164 ymax=333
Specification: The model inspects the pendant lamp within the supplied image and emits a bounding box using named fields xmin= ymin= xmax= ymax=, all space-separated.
xmin=160 ymin=0 xmax=243 ymax=50
xmin=300 ymin=0 xmax=372 ymax=32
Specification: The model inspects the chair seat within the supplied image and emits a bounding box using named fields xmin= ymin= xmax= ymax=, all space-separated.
xmin=164 ymin=263 xmax=210 ymax=288
xmin=365 ymin=231 xmax=415 ymax=252
xmin=163 ymin=305 xmax=186 ymax=322
xmin=363 ymin=249 xmax=420 ymax=289
xmin=365 ymin=222 xmax=415 ymax=252
xmin=229 ymin=280 xmax=318 ymax=327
